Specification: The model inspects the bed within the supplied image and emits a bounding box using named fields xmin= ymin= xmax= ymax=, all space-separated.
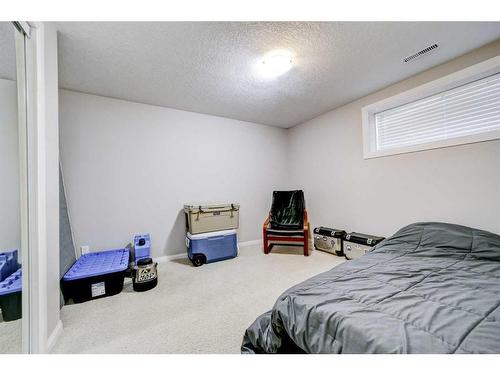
xmin=241 ymin=222 xmax=500 ymax=354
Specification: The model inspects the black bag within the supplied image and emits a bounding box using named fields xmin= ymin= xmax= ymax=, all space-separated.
xmin=132 ymin=258 xmax=158 ymax=292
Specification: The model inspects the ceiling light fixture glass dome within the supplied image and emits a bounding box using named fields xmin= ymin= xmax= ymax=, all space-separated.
xmin=258 ymin=49 xmax=294 ymax=78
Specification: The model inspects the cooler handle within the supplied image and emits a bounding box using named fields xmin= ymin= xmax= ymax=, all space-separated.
xmin=196 ymin=204 xmax=239 ymax=218
xmin=198 ymin=205 xmax=239 ymax=213
xmin=207 ymin=236 xmax=225 ymax=241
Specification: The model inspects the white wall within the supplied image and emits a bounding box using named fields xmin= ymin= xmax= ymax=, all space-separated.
xmin=0 ymin=79 xmax=20 ymax=251
xmin=60 ymin=40 xmax=500 ymax=262
xmin=59 ymin=91 xmax=288 ymax=257
xmin=288 ymin=41 xmax=500 ymax=238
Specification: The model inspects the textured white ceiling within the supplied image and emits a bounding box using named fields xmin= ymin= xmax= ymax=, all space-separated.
xmin=0 ymin=22 xmax=16 ymax=81
xmin=57 ymin=22 xmax=500 ymax=127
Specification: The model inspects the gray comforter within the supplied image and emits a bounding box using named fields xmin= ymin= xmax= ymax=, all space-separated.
xmin=241 ymin=222 xmax=500 ymax=354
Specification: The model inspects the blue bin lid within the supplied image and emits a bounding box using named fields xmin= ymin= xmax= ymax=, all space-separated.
xmin=0 ymin=249 xmax=18 ymax=262
xmin=0 ymin=249 xmax=20 ymax=282
xmin=0 ymin=269 xmax=22 ymax=296
xmin=63 ymin=249 xmax=129 ymax=281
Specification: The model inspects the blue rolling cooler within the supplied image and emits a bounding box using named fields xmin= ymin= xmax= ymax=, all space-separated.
xmin=0 ymin=269 xmax=22 ymax=321
xmin=62 ymin=249 xmax=129 ymax=303
xmin=186 ymin=229 xmax=238 ymax=267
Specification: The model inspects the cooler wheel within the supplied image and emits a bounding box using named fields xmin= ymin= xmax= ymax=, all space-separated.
xmin=192 ymin=254 xmax=205 ymax=267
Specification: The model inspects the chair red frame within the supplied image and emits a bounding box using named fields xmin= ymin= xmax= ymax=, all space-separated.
xmin=263 ymin=210 xmax=310 ymax=256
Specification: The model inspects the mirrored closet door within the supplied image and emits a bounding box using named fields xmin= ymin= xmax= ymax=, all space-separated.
xmin=0 ymin=21 xmax=28 ymax=354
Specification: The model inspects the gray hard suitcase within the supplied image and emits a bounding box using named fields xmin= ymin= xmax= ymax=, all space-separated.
xmin=343 ymin=232 xmax=385 ymax=260
xmin=313 ymin=227 xmax=346 ymax=256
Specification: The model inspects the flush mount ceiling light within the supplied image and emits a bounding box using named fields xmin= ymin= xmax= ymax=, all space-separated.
xmin=257 ymin=50 xmax=294 ymax=78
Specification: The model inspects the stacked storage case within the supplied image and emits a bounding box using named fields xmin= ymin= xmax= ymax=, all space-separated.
xmin=134 ymin=234 xmax=151 ymax=264
xmin=184 ymin=203 xmax=239 ymax=234
xmin=184 ymin=203 xmax=239 ymax=266
xmin=343 ymin=232 xmax=385 ymax=260
xmin=186 ymin=230 xmax=238 ymax=266
xmin=131 ymin=234 xmax=158 ymax=292
xmin=313 ymin=227 xmax=346 ymax=256
xmin=62 ymin=249 xmax=129 ymax=303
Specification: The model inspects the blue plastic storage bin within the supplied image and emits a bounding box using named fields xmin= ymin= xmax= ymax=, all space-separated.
xmin=0 ymin=268 xmax=22 ymax=321
xmin=62 ymin=249 xmax=129 ymax=303
xmin=0 ymin=268 xmax=22 ymax=296
xmin=134 ymin=234 xmax=151 ymax=263
xmin=186 ymin=229 xmax=238 ymax=267
xmin=0 ymin=249 xmax=19 ymax=282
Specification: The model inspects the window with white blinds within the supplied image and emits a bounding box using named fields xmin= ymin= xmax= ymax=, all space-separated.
xmin=362 ymin=56 xmax=500 ymax=159
xmin=374 ymin=72 xmax=500 ymax=152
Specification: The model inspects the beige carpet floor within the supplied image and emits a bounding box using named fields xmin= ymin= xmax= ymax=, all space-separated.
xmin=0 ymin=315 xmax=22 ymax=354
xmin=51 ymin=244 xmax=345 ymax=354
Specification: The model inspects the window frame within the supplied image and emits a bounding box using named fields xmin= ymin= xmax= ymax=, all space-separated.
xmin=362 ymin=55 xmax=500 ymax=159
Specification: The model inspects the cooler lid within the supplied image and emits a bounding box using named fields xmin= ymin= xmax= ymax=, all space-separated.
xmin=313 ymin=227 xmax=346 ymax=237
xmin=184 ymin=203 xmax=240 ymax=213
xmin=344 ymin=232 xmax=385 ymax=246
xmin=187 ymin=229 xmax=237 ymax=240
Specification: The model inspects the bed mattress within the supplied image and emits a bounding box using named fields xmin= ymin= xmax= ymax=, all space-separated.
xmin=241 ymin=222 xmax=500 ymax=354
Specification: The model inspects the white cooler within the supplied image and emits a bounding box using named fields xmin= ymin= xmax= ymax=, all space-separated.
xmin=184 ymin=203 xmax=240 ymax=234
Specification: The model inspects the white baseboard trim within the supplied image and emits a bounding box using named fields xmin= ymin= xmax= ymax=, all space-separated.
xmin=154 ymin=252 xmax=187 ymax=264
xmin=238 ymin=239 xmax=262 ymax=248
xmin=47 ymin=319 xmax=63 ymax=353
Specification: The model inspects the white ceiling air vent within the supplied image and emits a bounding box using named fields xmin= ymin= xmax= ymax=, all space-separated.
xmin=403 ymin=43 xmax=439 ymax=63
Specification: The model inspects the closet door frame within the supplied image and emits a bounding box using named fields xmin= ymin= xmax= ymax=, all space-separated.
xmin=13 ymin=21 xmax=32 ymax=354
xmin=14 ymin=20 xmax=55 ymax=354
